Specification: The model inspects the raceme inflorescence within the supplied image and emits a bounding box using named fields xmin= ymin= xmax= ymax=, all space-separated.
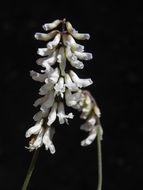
xmin=25 ymin=19 xmax=103 ymax=154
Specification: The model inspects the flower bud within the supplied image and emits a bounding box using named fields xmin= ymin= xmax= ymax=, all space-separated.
xmin=66 ymin=21 xmax=90 ymax=40
xmin=47 ymin=33 xmax=61 ymax=50
xmin=69 ymin=70 xmax=93 ymax=88
xmin=25 ymin=119 xmax=43 ymax=138
xmin=66 ymin=46 xmax=84 ymax=69
xmin=43 ymin=19 xmax=61 ymax=31
xmin=34 ymin=30 xmax=58 ymax=41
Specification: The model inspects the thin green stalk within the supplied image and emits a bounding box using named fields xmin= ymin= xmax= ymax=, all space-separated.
xmin=97 ymin=127 xmax=102 ymax=190
xmin=21 ymin=149 xmax=40 ymax=190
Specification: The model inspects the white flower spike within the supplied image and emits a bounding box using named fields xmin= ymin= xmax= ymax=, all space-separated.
xmin=25 ymin=18 xmax=102 ymax=153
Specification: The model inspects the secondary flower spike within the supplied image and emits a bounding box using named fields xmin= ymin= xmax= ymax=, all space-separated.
xmin=25 ymin=19 xmax=98 ymax=153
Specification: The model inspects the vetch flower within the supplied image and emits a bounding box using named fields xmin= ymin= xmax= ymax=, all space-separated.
xmin=62 ymin=34 xmax=84 ymax=52
xmin=65 ymin=73 xmax=79 ymax=91
xmin=37 ymin=48 xmax=54 ymax=56
xmin=65 ymin=89 xmax=83 ymax=107
xmin=65 ymin=46 xmax=84 ymax=69
xmin=47 ymin=33 xmax=61 ymax=50
xmin=81 ymin=127 xmax=97 ymax=146
xmin=74 ymin=51 xmax=93 ymax=60
xmin=48 ymin=67 xmax=60 ymax=84
xmin=54 ymin=77 xmax=65 ymax=98
xmin=43 ymin=19 xmax=61 ymax=31
xmin=30 ymin=70 xmax=48 ymax=82
xmin=69 ymin=70 xmax=93 ymax=88
xmin=57 ymin=101 xmax=74 ymax=124
xmin=37 ymin=49 xmax=58 ymax=67
xmin=33 ymin=110 xmax=49 ymax=122
xmin=40 ymin=90 xmax=55 ymax=112
xmin=66 ymin=21 xmax=90 ymax=40
xmin=43 ymin=127 xmax=56 ymax=153
xmin=35 ymin=30 xmax=58 ymax=41
xmin=25 ymin=119 xmax=43 ymax=138
xmin=47 ymin=102 xmax=57 ymax=126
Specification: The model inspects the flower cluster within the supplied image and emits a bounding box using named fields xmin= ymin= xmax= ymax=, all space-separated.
xmin=25 ymin=19 xmax=94 ymax=153
xmin=76 ymin=91 xmax=103 ymax=146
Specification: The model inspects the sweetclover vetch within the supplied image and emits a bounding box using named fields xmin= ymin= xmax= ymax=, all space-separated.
xmin=25 ymin=19 xmax=103 ymax=154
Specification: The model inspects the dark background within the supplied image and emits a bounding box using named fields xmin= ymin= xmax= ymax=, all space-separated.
xmin=0 ymin=1 xmax=142 ymax=190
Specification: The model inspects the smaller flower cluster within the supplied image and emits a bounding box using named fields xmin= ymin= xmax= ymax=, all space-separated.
xmin=77 ymin=91 xmax=103 ymax=146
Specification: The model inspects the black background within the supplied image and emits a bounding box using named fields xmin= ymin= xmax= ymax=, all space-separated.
xmin=0 ymin=1 xmax=142 ymax=190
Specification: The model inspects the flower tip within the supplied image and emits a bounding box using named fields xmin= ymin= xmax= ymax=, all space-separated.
xmin=25 ymin=132 xmax=30 ymax=138
xmin=87 ymin=53 xmax=93 ymax=60
xmin=34 ymin=33 xmax=39 ymax=40
xmin=42 ymin=24 xmax=48 ymax=31
xmin=80 ymin=140 xmax=88 ymax=147
xmin=86 ymin=34 xmax=90 ymax=40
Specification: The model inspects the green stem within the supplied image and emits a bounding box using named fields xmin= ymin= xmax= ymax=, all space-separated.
xmin=21 ymin=149 xmax=40 ymax=190
xmin=97 ymin=126 xmax=102 ymax=190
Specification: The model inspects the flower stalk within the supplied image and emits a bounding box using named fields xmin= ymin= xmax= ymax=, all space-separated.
xmin=21 ymin=149 xmax=40 ymax=190
xmin=97 ymin=126 xmax=102 ymax=190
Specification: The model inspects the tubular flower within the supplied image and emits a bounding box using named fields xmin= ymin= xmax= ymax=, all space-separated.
xmin=25 ymin=19 xmax=97 ymax=153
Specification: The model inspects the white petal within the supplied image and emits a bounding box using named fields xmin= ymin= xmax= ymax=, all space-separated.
xmin=33 ymin=94 xmax=49 ymax=107
xmin=33 ymin=111 xmax=43 ymax=121
xmin=54 ymin=77 xmax=65 ymax=98
xmin=65 ymin=89 xmax=82 ymax=107
xmin=31 ymin=128 xmax=44 ymax=149
xmin=43 ymin=19 xmax=61 ymax=31
xmin=47 ymin=102 xmax=57 ymax=126
xmin=70 ymin=70 xmax=93 ymax=88
xmin=57 ymin=46 xmax=66 ymax=76
xmin=49 ymin=67 xmax=60 ymax=84
xmin=80 ymin=116 xmax=96 ymax=132
xmin=57 ymin=102 xmax=74 ymax=124
xmin=34 ymin=30 xmax=58 ymax=41
xmin=33 ymin=109 xmax=49 ymax=121
xmin=43 ymin=127 xmax=55 ymax=154
xmin=65 ymin=73 xmax=78 ymax=91
xmin=57 ymin=102 xmax=65 ymax=124
xmin=25 ymin=119 xmax=43 ymax=138
xmin=37 ymin=48 xmax=53 ymax=56
xmin=37 ymin=50 xmax=57 ymax=67
xmin=88 ymin=116 xmax=96 ymax=126
xmin=66 ymin=21 xmax=90 ymax=40
xmin=81 ymin=127 xmax=97 ymax=146
xmin=39 ymin=82 xmax=54 ymax=95
xmin=66 ymin=46 xmax=84 ymax=69
xmin=40 ymin=90 xmax=55 ymax=112
xmin=47 ymin=33 xmax=61 ymax=50
xmin=63 ymin=34 xmax=84 ymax=52
xmin=74 ymin=51 xmax=93 ymax=60
xmin=30 ymin=70 xmax=48 ymax=82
